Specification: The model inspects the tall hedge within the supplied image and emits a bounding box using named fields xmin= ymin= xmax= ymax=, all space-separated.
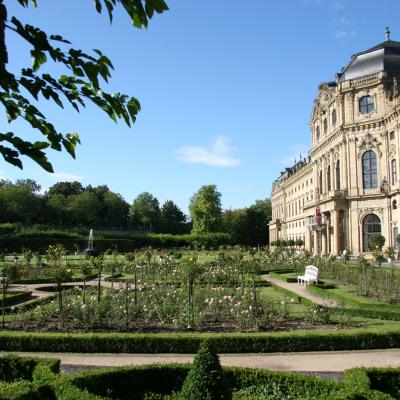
xmin=0 ymin=232 xmax=232 ymax=253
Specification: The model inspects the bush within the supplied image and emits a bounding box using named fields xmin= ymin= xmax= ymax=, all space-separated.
xmin=0 ymin=381 xmax=56 ymax=400
xmin=0 ymin=233 xmax=232 ymax=253
xmin=179 ymin=341 xmax=231 ymax=400
xmin=1 ymin=329 xmax=400 ymax=354
xmin=71 ymin=364 xmax=189 ymax=399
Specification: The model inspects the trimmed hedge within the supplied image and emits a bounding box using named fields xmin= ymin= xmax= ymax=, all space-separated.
xmin=0 ymin=354 xmax=100 ymax=400
xmin=70 ymin=363 xmax=400 ymax=400
xmin=1 ymin=292 xmax=32 ymax=307
xmin=0 ymin=381 xmax=56 ymax=400
xmin=71 ymin=364 xmax=189 ymax=399
xmin=0 ymin=233 xmax=232 ymax=253
xmin=1 ymin=329 xmax=400 ymax=354
xmin=1 ymin=354 xmax=400 ymax=400
xmin=12 ymin=274 xmax=98 ymax=285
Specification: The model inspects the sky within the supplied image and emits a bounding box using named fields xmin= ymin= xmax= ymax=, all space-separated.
xmin=2 ymin=0 xmax=400 ymax=213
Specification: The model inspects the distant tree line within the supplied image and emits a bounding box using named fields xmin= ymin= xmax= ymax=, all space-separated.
xmin=0 ymin=180 xmax=271 ymax=245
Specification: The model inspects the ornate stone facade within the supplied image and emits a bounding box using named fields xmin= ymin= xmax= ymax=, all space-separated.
xmin=269 ymin=38 xmax=400 ymax=255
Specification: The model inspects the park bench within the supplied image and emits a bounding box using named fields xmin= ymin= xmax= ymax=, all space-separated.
xmin=297 ymin=265 xmax=318 ymax=286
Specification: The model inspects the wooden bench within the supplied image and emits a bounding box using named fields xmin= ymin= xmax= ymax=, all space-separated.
xmin=297 ymin=265 xmax=318 ymax=286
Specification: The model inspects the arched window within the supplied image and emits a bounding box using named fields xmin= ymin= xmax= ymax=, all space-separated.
xmin=319 ymin=170 xmax=323 ymax=194
xmin=332 ymin=109 xmax=337 ymax=126
xmin=363 ymin=214 xmax=381 ymax=251
xmin=327 ymin=166 xmax=331 ymax=191
xmin=323 ymin=119 xmax=328 ymax=134
xmin=316 ymin=126 xmax=320 ymax=141
xmin=336 ymin=160 xmax=341 ymax=190
xmin=362 ymin=150 xmax=378 ymax=189
xmin=391 ymin=159 xmax=397 ymax=185
xmin=359 ymin=95 xmax=374 ymax=114
xmin=393 ymin=199 xmax=397 ymax=210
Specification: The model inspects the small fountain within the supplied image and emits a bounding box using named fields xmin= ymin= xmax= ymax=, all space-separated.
xmin=85 ymin=229 xmax=98 ymax=256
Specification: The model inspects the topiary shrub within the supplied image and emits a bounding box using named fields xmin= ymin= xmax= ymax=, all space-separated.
xmin=178 ymin=341 xmax=231 ymax=400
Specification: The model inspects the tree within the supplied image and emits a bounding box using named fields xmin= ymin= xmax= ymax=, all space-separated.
xmin=103 ymin=191 xmax=130 ymax=228
xmin=0 ymin=0 xmax=168 ymax=171
xmin=46 ymin=193 xmax=70 ymax=226
xmin=221 ymin=199 xmax=272 ymax=246
xmin=47 ymin=181 xmax=84 ymax=197
xmin=0 ymin=179 xmax=42 ymax=224
xmin=189 ymin=185 xmax=222 ymax=234
xmin=222 ymin=208 xmax=247 ymax=243
xmin=68 ymin=191 xmax=102 ymax=226
xmin=245 ymin=199 xmax=271 ymax=246
xmin=159 ymin=200 xmax=187 ymax=234
xmin=130 ymin=192 xmax=161 ymax=230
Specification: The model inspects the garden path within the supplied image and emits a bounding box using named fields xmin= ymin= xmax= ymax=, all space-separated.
xmin=2 ymin=349 xmax=400 ymax=373
xmin=261 ymin=275 xmax=336 ymax=307
xmin=7 ymin=275 xmax=114 ymax=300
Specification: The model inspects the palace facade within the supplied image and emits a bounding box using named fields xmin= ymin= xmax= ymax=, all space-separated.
xmin=269 ymin=33 xmax=400 ymax=256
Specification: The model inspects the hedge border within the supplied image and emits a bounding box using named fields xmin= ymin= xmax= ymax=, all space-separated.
xmin=0 ymin=328 xmax=400 ymax=354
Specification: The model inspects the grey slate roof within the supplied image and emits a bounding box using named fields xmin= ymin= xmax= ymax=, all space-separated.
xmin=338 ymin=40 xmax=400 ymax=82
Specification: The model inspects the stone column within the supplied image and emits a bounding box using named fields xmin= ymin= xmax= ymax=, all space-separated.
xmin=331 ymin=210 xmax=339 ymax=255
xmin=306 ymin=228 xmax=312 ymax=253
xmin=326 ymin=223 xmax=331 ymax=255
xmin=321 ymin=230 xmax=327 ymax=255
xmin=313 ymin=230 xmax=319 ymax=255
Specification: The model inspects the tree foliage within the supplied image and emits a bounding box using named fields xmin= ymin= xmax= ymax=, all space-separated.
xmin=0 ymin=0 xmax=168 ymax=171
xmin=179 ymin=341 xmax=231 ymax=400
xmin=130 ymin=192 xmax=161 ymax=230
xmin=189 ymin=185 xmax=222 ymax=234
xmin=222 ymin=199 xmax=271 ymax=246
xmin=0 ymin=178 xmax=130 ymax=228
xmin=159 ymin=200 xmax=188 ymax=234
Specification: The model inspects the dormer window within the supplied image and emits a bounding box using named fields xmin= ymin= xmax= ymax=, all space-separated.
xmin=332 ymin=109 xmax=337 ymax=126
xmin=359 ymin=95 xmax=374 ymax=114
xmin=323 ymin=119 xmax=328 ymax=134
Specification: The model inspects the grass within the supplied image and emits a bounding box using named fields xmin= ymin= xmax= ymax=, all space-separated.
xmin=307 ymin=282 xmax=400 ymax=311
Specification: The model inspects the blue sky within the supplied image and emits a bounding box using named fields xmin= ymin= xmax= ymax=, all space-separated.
xmin=2 ymin=0 xmax=400 ymax=213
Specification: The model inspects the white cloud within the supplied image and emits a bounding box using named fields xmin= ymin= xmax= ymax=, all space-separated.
xmin=331 ymin=1 xmax=345 ymax=11
xmin=175 ymin=136 xmax=240 ymax=168
xmin=332 ymin=16 xmax=355 ymax=27
xmin=278 ymin=144 xmax=309 ymax=165
xmin=51 ymin=172 xmax=83 ymax=182
xmin=333 ymin=29 xmax=357 ymax=40
xmin=0 ymin=170 xmax=8 ymax=180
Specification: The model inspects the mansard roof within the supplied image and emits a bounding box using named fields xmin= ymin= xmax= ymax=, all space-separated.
xmin=338 ymin=40 xmax=400 ymax=82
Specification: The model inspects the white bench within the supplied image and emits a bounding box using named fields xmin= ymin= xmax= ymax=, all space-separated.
xmin=297 ymin=265 xmax=318 ymax=286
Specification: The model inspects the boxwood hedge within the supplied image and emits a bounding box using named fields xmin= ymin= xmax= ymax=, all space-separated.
xmin=1 ymin=354 xmax=399 ymax=399
xmin=0 ymin=329 xmax=400 ymax=354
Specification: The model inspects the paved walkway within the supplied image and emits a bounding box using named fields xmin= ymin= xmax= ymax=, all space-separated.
xmin=2 ymin=349 xmax=400 ymax=372
xmin=262 ymin=275 xmax=336 ymax=307
xmin=8 ymin=275 xmax=113 ymax=299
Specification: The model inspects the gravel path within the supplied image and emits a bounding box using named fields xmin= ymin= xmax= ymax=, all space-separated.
xmin=1 ymin=349 xmax=400 ymax=374
xmin=262 ymin=275 xmax=336 ymax=307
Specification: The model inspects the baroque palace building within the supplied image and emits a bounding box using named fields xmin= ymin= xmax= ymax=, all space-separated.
xmin=269 ymin=30 xmax=400 ymax=256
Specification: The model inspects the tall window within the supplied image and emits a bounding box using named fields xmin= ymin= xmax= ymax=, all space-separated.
xmin=392 ymin=159 xmax=397 ymax=185
xmin=332 ymin=109 xmax=337 ymax=126
xmin=336 ymin=160 xmax=341 ymax=190
xmin=323 ymin=119 xmax=328 ymax=134
xmin=359 ymin=95 xmax=374 ymax=114
xmin=316 ymin=126 xmax=320 ymax=141
xmin=319 ymin=171 xmax=323 ymax=194
xmin=362 ymin=150 xmax=378 ymax=189
xmin=327 ymin=166 xmax=331 ymax=191
xmin=363 ymin=214 xmax=381 ymax=251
